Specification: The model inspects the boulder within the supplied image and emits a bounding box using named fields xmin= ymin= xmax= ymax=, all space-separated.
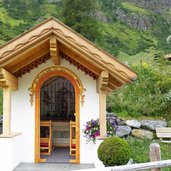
xmin=106 ymin=112 xmax=124 ymax=125
xmin=132 ymin=129 xmax=153 ymax=139
xmin=106 ymin=112 xmax=117 ymax=119
xmin=116 ymin=126 xmax=132 ymax=137
xmin=125 ymin=120 xmax=141 ymax=128
xmin=140 ymin=120 xmax=167 ymax=131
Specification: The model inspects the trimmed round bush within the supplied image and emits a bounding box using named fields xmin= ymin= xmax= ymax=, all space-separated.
xmin=98 ymin=136 xmax=131 ymax=166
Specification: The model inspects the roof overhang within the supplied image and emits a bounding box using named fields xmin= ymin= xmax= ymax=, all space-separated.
xmin=0 ymin=17 xmax=137 ymax=92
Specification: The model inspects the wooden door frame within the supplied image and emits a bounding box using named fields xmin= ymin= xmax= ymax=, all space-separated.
xmin=32 ymin=66 xmax=83 ymax=163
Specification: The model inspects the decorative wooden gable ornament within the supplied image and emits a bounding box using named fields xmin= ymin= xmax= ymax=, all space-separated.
xmin=0 ymin=17 xmax=137 ymax=93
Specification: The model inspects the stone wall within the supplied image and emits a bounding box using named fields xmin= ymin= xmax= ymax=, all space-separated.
xmin=107 ymin=113 xmax=167 ymax=140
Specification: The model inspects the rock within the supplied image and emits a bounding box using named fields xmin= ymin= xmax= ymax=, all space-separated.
xmin=132 ymin=129 xmax=153 ymax=139
xmin=116 ymin=126 xmax=132 ymax=137
xmin=140 ymin=120 xmax=167 ymax=131
xmin=94 ymin=10 xmax=109 ymax=23
xmin=106 ymin=113 xmax=124 ymax=126
xmin=125 ymin=120 xmax=141 ymax=128
xmin=115 ymin=8 xmax=153 ymax=30
xmin=106 ymin=112 xmax=117 ymax=118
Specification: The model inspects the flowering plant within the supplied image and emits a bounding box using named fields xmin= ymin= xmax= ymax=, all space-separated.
xmin=83 ymin=119 xmax=100 ymax=143
xmin=107 ymin=116 xmax=118 ymax=137
xmin=83 ymin=117 xmax=118 ymax=143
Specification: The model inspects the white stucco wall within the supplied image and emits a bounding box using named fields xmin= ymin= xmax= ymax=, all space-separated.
xmin=0 ymin=134 xmax=24 ymax=171
xmin=8 ymin=58 xmax=100 ymax=167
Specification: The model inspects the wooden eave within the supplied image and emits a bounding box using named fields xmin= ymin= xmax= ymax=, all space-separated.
xmin=0 ymin=17 xmax=137 ymax=91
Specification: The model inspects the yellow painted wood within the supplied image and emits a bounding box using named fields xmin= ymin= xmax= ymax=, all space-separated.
xmin=97 ymin=71 xmax=109 ymax=138
xmin=10 ymin=43 xmax=49 ymax=73
xmin=0 ymin=18 xmax=137 ymax=92
xmin=99 ymin=90 xmax=107 ymax=138
xmin=70 ymin=121 xmax=76 ymax=156
xmin=34 ymin=67 xmax=81 ymax=163
xmin=50 ymin=35 xmax=60 ymax=65
xmin=0 ymin=68 xmax=18 ymax=90
xmin=35 ymin=91 xmax=40 ymax=163
xmin=59 ymin=42 xmax=101 ymax=76
xmin=2 ymin=87 xmax=11 ymax=136
xmin=97 ymin=71 xmax=109 ymax=93
xmin=40 ymin=121 xmax=52 ymax=155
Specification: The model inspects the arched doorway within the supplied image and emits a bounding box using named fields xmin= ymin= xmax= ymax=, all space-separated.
xmin=40 ymin=76 xmax=75 ymax=162
xmin=30 ymin=66 xmax=84 ymax=163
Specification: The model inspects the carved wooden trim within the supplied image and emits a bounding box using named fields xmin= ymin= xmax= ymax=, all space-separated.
xmin=0 ymin=18 xmax=136 ymax=87
xmin=97 ymin=71 xmax=109 ymax=93
xmin=53 ymin=28 xmax=130 ymax=80
xmin=29 ymin=66 xmax=85 ymax=107
xmin=97 ymin=71 xmax=109 ymax=138
xmin=0 ymin=28 xmax=51 ymax=59
xmin=13 ymin=51 xmax=98 ymax=80
xmin=60 ymin=52 xmax=98 ymax=80
xmin=50 ymin=35 xmax=60 ymax=65
xmin=0 ymin=68 xmax=18 ymax=90
xmin=14 ymin=54 xmax=50 ymax=77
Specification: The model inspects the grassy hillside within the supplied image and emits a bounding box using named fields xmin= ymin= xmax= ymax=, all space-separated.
xmin=0 ymin=0 xmax=170 ymax=64
xmin=121 ymin=2 xmax=151 ymax=15
xmin=101 ymin=22 xmax=155 ymax=58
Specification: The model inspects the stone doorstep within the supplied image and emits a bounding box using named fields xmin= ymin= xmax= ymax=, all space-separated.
xmin=13 ymin=162 xmax=95 ymax=171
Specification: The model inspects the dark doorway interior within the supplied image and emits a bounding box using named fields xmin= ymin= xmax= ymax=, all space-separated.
xmin=40 ymin=76 xmax=76 ymax=163
xmin=40 ymin=76 xmax=75 ymax=121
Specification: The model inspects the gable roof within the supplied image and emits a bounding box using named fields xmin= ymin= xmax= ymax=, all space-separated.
xmin=0 ymin=17 xmax=137 ymax=92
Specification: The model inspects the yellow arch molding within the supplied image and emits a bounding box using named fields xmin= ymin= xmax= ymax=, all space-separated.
xmin=29 ymin=66 xmax=85 ymax=107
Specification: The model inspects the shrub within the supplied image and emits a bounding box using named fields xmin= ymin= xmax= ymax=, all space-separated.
xmin=107 ymin=61 xmax=171 ymax=118
xmin=98 ymin=137 xmax=131 ymax=166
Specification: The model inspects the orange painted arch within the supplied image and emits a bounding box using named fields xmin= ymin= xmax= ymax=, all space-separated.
xmin=32 ymin=66 xmax=82 ymax=163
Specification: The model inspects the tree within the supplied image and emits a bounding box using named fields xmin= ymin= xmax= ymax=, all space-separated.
xmin=63 ymin=0 xmax=102 ymax=42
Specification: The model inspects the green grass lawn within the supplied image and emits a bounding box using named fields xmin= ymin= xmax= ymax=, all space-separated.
xmin=127 ymin=137 xmax=171 ymax=171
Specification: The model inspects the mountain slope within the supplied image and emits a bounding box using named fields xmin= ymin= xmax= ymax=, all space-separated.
xmin=0 ymin=0 xmax=170 ymax=63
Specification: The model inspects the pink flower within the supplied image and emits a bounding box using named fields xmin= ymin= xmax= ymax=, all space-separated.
xmin=94 ymin=131 xmax=100 ymax=137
